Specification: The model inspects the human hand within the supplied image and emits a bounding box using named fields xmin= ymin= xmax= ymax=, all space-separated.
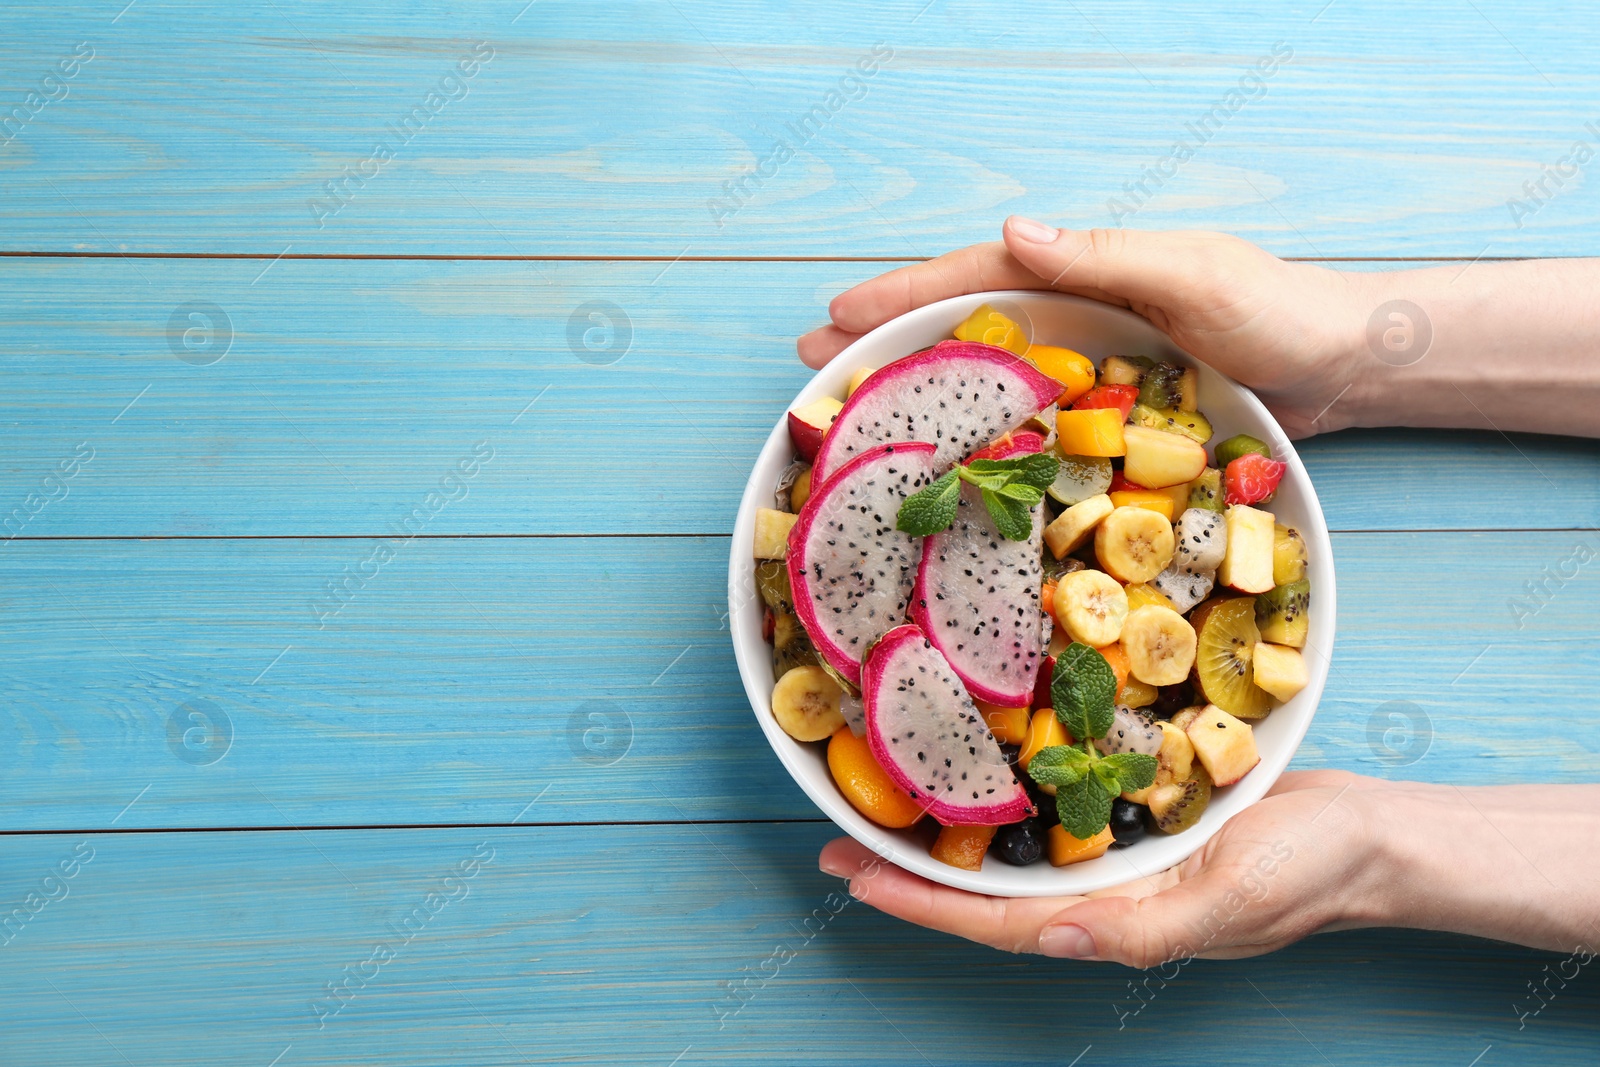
xmin=818 ymin=770 xmax=1388 ymax=967
xmin=797 ymin=219 xmax=1369 ymax=438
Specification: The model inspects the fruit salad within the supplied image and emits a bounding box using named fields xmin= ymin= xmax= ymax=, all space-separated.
xmin=751 ymin=304 xmax=1312 ymax=873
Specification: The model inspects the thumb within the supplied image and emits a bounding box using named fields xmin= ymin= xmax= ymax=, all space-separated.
xmin=1001 ymin=217 xmax=1217 ymax=309
xmin=1036 ymin=869 xmax=1271 ymax=967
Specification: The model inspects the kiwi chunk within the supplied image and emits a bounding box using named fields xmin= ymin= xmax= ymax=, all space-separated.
xmin=1214 ymin=433 xmax=1272 ymax=469
xmin=1100 ymin=355 xmax=1154 ymax=386
xmin=1147 ymin=765 xmax=1213 ymax=834
xmin=1138 ymin=362 xmax=1186 ymax=410
xmin=1042 ymin=553 xmax=1088 ymax=583
xmin=1195 ymin=598 xmax=1273 ymax=719
xmin=1272 ymin=524 xmax=1309 ymax=585
xmin=1176 ymin=367 xmax=1199 ymax=412
xmin=1186 ymin=468 xmax=1224 ymax=513
xmin=1129 ymin=403 xmax=1214 ymax=444
xmin=755 ymin=559 xmax=794 ymax=614
xmin=772 ymin=614 xmax=821 ymax=675
xmin=1256 ymin=580 xmax=1310 ymax=649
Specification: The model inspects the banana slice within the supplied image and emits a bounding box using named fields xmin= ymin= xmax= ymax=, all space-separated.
xmin=1120 ymin=605 xmax=1198 ymax=686
xmin=1052 ymin=570 xmax=1128 ymax=647
xmin=771 ymin=665 xmax=847 ymax=741
xmin=1044 ymin=493 xmax=1113 ymax=559
xmin=1174 ymin=508 xmax=1227 ymax=573
xmin=1151 ymin=562 xmax=1214 ymax=613
xmin=1094 ymin=506 xmax=1176 ymax=583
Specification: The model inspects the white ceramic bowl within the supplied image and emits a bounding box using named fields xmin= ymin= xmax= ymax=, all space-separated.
xmin=729 ymin=290 xmax=1334 ymax=897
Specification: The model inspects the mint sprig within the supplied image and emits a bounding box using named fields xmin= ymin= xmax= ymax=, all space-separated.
xmin=895 ymin=453 xmax=1059 ymax=540
xmin=1029 ymin=643 xmax=1161 ymax=838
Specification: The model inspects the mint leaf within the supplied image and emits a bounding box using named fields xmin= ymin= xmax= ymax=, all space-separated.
xmin=1055 ymin=775 xmax=1113 ymax=839
xmin=959 ymin=468 xmax=1012 ymax=492
xmin=1051 ymin=643 xmax=1118 ymax=741
xmin=1100 ymin=752 xmax=1159 ymax=794
xmin=896 ymin=470 xmax=960 ymax=536
xmin=981 ymin=488 xmax=1033 ymax=541
xmin=1026 ymin=744 xmax=1092 ymax=789
xmin=1011 ymin=452 xmax=1060 ymax=491
xmin=995 ymin=482 xmax=1044 ymax=505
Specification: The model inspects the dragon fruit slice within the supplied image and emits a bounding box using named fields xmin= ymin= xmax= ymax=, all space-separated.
xmin=787 ymin=441 xmax=938 ymax=687
xmin=910 ymin=433 xmax=1048 ymax=706
xmin=863 ymin=623 xmax=1032 ymax=826
xmin=812 ymin=341 xmax=1064 ymax=485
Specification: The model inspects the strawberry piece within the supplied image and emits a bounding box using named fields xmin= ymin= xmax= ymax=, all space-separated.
xmin=1108 ymin=471 xmax=1150 ymax=494
xmin=1070 ymin=385 xmax=1139 ymax=421
xmin=1224 ymin=453 xmax=1287 ymax=505
xmin=966 ymin=430 xmax=1046 ymax=463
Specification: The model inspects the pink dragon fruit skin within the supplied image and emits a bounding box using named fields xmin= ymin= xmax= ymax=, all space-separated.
xmin=786 ymin=442 xmax=938 ymax=687
xmin=863 ymin=623 xmax=1032 ymax=826
xmin=910 ymin=433 xmax=1048 ymax=706
xmin=811 ymin=341 xmax=1064 ymax=486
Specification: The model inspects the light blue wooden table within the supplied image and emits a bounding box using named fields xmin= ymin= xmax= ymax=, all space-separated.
xmin=2 ymin=3 xmax=1597 ymax=1064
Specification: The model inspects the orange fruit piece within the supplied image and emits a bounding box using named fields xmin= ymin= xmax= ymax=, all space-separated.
xmin=1026 ymin=344 xmax=1096 ymax=406
xmin=1047 ymin=824 xmax=1115 ymax=866
xmin=931 ymin=824 xmax=998 ymax=871
xmin=827 ymin=727 xmax=926 ymax=828
xmin=976 ymin=700 xmax=1031 ymax=746
xmin=1095 ymin=642 xmax=1131 ymax=693
xmin=1055 ymin=407 xmax=1126 ymax=457
xmin=1019 ymin=708 xmax=1070 ymax=775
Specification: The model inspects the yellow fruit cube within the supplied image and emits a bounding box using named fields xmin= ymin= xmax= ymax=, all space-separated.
xmin=1108 ymin=489 xmax=1176 ymax=521
xmin=1185 ymin=705 xmax=1260 ymax=787
xmin=1055 ymin=408 xmax=1126 ymax=457
xmin=954 ymin=303 xmax=1029 ymax=356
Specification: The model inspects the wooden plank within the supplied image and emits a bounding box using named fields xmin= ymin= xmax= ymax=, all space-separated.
xmin=1 ymin=2 xmax=1597 ymax=257
xmin=0 ymin=531 xmax=1595 ymax=830
xmin=1 ymin=823 xmax=1595 ymax=1065
xmin=1 ymin=257 xmax=1594 ymax=537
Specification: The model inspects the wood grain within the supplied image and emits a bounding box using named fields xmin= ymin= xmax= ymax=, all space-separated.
xmin=0 ymin=2 xmax=1596 ymax=256
xmin=0 ymin=531 xmax=1594 ymax=830
xmin=0 ymin=257 xmax=1594 ymax=537
xmin=0 ymin=823 xmax=1594 ymax=1066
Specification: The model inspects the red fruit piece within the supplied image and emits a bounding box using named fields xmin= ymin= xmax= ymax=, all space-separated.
xmin=1108 ymin=471 xmax=1150 ymax=494
xmin=1033 ymin=653 xmax=1056 ymax=710
xmin=1070 ymin=385 xmax=1139 ymax=421
xmin=966 ymin=430 xmax=1045 ymax=463
xmin=1224 ymin=453 xmax=1287 ymax=505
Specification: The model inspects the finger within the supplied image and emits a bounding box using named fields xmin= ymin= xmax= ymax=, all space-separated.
xmin=1002 ymin=217 xmax=1233 ymax=309
xmin=796 ymin=323 xmax=862 ymax=369
xmin=1036 ymin=867 xmax=1279 ymax=967
xmin=826 ymin=242 xmax=1041 ymax=335
xmin=819 ymin=837 xmax=1079 ymax=954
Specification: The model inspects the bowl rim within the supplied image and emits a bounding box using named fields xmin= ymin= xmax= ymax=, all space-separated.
xmin=729 ymin=289 xmax=1335 ymax=897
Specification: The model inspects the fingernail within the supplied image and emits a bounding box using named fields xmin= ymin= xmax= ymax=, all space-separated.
xmin=1007 ymin=216 xmax=1059 ymax=244
xmin=819 ymin=857 xmax=851 ymax=879
xmin=1039 ymin=923 xmax=1097 ymax=959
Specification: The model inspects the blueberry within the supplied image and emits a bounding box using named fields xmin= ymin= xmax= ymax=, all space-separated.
xmin=1109 ymin=799 xmax=1148 ymax=848
xmin=1149 ymin=680 xmax=1196 ymax=720
xmin=1026 ymin=783 xmax=1060 ymax=825
xmin=993 ymin=818 xmax=1046 ymax=866
xmin=998 ymin=742 xmax=1022 ymax=768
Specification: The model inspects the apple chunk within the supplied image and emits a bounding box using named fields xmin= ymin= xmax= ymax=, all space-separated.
xmin=752 ymin=507 xmax=798 ymax=559
xmin=787 ymin=396 xmax=843 ymax=461
xmin=1185 ymin=704 xmax=1260 ymax=786
xmin=1122 ymin=424 xmax=1208 ymax=489
xmin=1253 ymin=642 xmax=1308 ymax=701
xmin=1218 ymin=504 xmax=1275 ymax=593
